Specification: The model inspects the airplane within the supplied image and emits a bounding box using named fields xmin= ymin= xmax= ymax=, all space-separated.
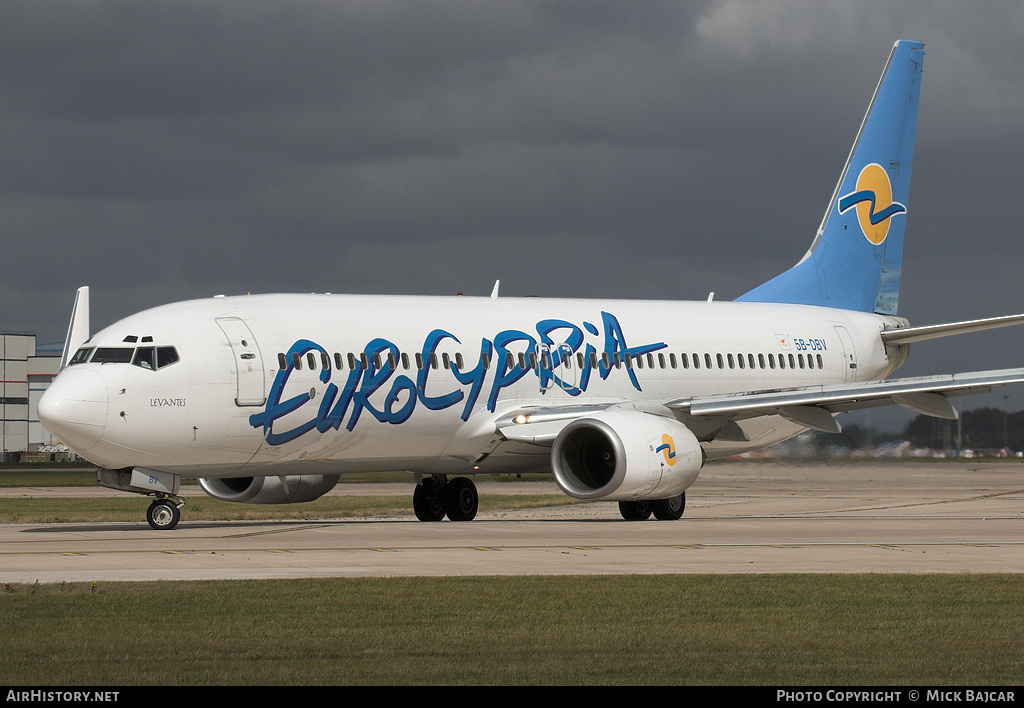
xmin=38 ymin=40 xmax=1024 ymax=530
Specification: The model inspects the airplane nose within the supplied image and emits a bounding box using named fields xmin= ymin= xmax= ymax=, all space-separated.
xmin=37 ymin=368 xmax=109 ymax=452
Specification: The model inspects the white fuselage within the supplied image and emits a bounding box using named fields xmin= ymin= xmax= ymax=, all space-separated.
xmin=40 ymin=293 xmax=907 ymax=478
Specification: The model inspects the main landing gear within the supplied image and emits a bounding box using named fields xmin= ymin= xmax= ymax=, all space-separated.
xmin=146 ymin=496 xmax=184 ymax=530
xmin=618 ymin=493 xmax=686 ymax=521
xmin=413 ymin=475 xmax=479 ymax=522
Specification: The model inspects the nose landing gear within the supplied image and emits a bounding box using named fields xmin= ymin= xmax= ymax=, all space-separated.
xmin=146 ymin=497 xmax=184 ymax=530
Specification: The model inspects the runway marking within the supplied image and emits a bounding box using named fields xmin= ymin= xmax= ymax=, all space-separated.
xmin=226 ymin=524 xmax=333 ymax=538
xmin=788 ymin=489 xmax=1024 ymax=516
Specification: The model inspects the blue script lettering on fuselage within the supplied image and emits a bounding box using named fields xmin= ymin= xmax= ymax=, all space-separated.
xmin=249 ymin=312 xmax=665 ymax=446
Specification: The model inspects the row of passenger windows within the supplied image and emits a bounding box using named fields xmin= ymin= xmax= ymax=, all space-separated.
xmin=278 ymin=349 xmax=826 ymax=373
xmin=69 ymin=346 xmax=181 ymax=371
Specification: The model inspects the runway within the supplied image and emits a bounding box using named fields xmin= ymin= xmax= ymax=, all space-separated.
xmin=1 ymin=460 xmax=1023 ymax=582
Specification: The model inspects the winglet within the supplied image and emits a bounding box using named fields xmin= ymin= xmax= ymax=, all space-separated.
xmin=59 ymin=286 xmax=90 ymax=369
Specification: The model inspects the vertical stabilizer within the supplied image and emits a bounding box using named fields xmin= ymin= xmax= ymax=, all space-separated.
xmin=737 ymin=40 xmax=924 ymax=315
xmin=59 ymin=286 xmax=90 ymax=369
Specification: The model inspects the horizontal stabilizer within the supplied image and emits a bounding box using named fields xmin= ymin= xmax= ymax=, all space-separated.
xmin=881 ymin=313 xmax=1024 ymax=345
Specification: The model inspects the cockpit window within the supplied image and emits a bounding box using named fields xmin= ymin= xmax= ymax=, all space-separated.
xmin=72 ymin=344 xmax=180 ymax=369
xmin=92 ymin=348 xmax=135 ymax=364
xmin=157 ymin=347 xmax=179 ymax=368
xmin=68 ymin=347 xmax=93 ymax=365
xmin=132 ymin=347 xmax=156 ymax=370
xmin=130 ymin=346 xmax=179 ymax=370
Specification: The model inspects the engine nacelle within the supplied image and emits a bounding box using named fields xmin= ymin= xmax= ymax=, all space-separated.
xmin=198 ymin=474 xmax=340 ymax=504
xmin=551 ymin=411 xmax=703 ymax=502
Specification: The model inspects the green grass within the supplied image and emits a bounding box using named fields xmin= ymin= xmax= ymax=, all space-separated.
xmin=2 ymin=574 xmax=1022 ymax=685
xmin=0 ymin=468 xmax=99 ymax=487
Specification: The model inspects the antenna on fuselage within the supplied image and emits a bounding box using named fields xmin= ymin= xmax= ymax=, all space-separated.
xmin=491 ymin=280 xmax=500 ymax=299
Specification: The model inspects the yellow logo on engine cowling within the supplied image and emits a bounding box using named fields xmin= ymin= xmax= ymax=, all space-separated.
xmin=837 ymin=163 xmax=906 ymax=245
xmin=655 ymin=434 xmax=676 ymax=466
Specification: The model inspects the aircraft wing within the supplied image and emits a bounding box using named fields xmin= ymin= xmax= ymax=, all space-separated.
xmin=496 ymin=367 xmax=1024 ymax=441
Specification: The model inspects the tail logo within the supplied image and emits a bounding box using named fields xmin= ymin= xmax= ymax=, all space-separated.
xmin=837 ymin=163 xmax=906 ymax=245
xmin=656 ymin=434 xmax=677 ymax=466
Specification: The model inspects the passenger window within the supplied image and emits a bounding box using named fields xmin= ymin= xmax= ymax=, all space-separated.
xmin=322 ymin=352 xmax=331 ymax=370
xmin=335 ymin=353 xmax=344 ymax=369
xmin=278 ymin=353 xmax=287 ymax=370
xmin=307 ymin=352 xmax=317 ymax=370
xmin=789 ymin=354 xmax=796 ymax=369
xmin=292 ymin=353 xmax=302 ymax=370
xmin=402 ymin=353 xmax=411 ymax=370
xmin=132 ymin=347 xmax=156 ymax=370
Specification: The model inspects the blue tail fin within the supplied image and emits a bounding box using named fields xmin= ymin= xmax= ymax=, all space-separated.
xmin=737 ymin=40 xmax=924 ymax=315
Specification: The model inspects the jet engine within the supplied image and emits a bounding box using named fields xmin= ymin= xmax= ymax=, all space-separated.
xmin=198 ymin=474 xmax=340 ymax=504
xmin=551 ymin=410 xmax=703 ymax=502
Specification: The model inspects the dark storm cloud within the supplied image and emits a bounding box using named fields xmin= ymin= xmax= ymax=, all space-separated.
xmin=2 ymin=0 xmax=1024 ymax=423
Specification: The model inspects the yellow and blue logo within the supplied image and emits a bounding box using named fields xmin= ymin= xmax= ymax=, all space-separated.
xmin=837 ymin=163 xmax=906 ymax=245
xmin=655 ymin=434 xmax=676 ymax=466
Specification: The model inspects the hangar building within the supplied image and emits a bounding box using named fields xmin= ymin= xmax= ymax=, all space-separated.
xmin=1 ymin=332 xmax=61 ymax=460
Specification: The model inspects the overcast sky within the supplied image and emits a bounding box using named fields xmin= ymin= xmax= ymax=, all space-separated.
xmin=3 ymin=1 xmax=1024 ymax=424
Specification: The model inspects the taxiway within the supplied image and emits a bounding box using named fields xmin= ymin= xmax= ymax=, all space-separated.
xmin=1 ymin=460 xmax=1022 ymax=582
